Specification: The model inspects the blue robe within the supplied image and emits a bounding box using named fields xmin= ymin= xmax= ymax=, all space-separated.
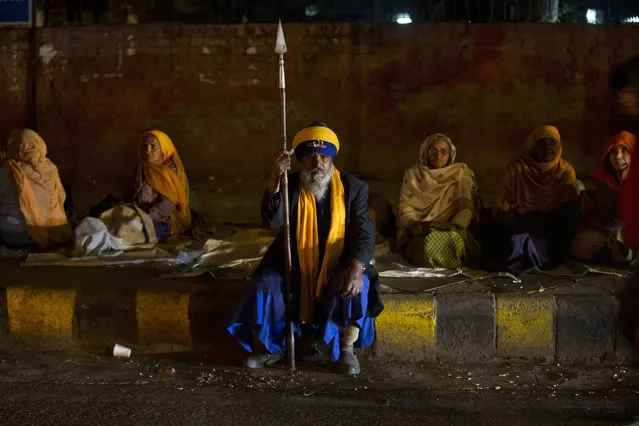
xmin=228 ymin=172 xmax=381 ymax=362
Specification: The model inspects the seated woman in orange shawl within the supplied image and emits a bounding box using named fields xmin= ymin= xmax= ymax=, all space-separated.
xmin=572 ymin=131 xmax=635 ymax=263
xmin=0 ymin=129 xmax=72 ymax=250
xmin=487 ymin=125 xmax=581 ymax=276
xmin=398 ymin=133 xmax=480 ymax=268
xmin=133 ymin=130 xmax=191 ymax=241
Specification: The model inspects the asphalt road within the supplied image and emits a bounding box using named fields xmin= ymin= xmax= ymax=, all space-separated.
xmin=0 ymin=381 xmax=634 ymax=426
xmin=0 ymin=350 xmax=637 ymax=425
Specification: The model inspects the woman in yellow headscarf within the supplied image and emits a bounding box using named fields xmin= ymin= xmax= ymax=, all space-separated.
xmin=488 ymin=125 xmax=581 ymax=275
xmin=0 ymin=129 xmax=72 ymax=250
xmin=398 ymin=133 xmax=480 ymax=268
xmin=133 ymin=130 xmax=190 ymax=241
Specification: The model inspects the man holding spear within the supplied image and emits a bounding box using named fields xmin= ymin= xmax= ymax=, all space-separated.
xmin=227 ymin=120 xmax=381 ymax=375
xmin=227 ymin=21 xmax=382 ymax=377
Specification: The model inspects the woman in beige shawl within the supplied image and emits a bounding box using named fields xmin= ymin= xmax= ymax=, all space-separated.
xmin=398 ymin=133 xmax=480 ymax=268
xmin=0 ymin=129 xmax=72 ymax=250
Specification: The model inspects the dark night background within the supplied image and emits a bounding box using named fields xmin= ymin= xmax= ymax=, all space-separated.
xmin=36 ymin=0 xmax=639 ymax=26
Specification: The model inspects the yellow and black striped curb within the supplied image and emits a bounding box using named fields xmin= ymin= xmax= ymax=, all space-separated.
xmin=0 ymin=285 xmax=241 ymax=358
xmin=0 ymin=286 xmax=632 ymax=364
xmin=376 ymin=294 xmax=635 ymax=364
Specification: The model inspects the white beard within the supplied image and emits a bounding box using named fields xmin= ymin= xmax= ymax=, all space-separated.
xmin=301 ymin=164 xmax=333 ymax=201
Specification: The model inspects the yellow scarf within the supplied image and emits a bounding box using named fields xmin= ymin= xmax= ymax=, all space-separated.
xmin=296 ymin=168 xmax=346 ymax=324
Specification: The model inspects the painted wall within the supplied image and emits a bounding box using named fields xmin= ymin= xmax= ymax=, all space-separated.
xmin=1 ymin=23 xmax=637 ymax=220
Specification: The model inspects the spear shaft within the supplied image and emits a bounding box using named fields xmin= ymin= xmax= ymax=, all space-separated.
xmin=276 ymin=21 xmax=295 ymax=371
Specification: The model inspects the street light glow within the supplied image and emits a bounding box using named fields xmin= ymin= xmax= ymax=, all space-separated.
xmin=305 ymin=5 xmax=319 ymax=17
xmin=586 ymin=9 xmax=597 ymax=24
xmin=395 ymin=13 xmax=412 ymax=24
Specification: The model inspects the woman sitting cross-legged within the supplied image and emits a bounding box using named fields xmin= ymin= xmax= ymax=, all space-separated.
xmin=397 ymin=133 xmax=480 ymax=269
xmin=488 ymin=125 xmax=581 ymax=276
xmin=571 ymin=131 xmax=636 ymax=264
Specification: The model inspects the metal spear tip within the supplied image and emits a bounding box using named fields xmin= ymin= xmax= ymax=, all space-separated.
xmin=275 ymin=19 xmax=287 ymax=54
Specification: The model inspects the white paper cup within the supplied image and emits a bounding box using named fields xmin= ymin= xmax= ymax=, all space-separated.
xmin=113 ymin=343 xmax=132 ymax=358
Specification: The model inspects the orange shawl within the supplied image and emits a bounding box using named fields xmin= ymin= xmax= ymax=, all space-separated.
xmin=139 ymin=130 xmax=191 ymax=236
xmin=5 ymin=129 xmax=72 ymax=248
xmin=493 ymin=125 xmax=578 ymax=216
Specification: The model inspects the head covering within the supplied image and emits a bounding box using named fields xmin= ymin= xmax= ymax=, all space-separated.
xmin=522 ymin=125 xmax=562 ymax=165
xmin=493 ymin=125 xmax=578 ymax=215
xmin=5 ymin=129 xmax=72 ymax=248
xmin=590 ymin=131 xmax=636 ymax=190
xmin=399 ymin=134 xmax=477 ymax=230
xmin=292 ymin=121 xmax=340 ymax=161
xmin=139 ymin=130 xmax=191 ymax=236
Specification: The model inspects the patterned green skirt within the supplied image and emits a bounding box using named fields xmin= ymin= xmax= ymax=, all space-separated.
xmin=404 ymin=229 xmax=480 ymax=269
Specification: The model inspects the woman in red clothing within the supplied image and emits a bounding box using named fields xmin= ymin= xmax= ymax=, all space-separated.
xmin=572 ymin=132 xmax=636 ymax=263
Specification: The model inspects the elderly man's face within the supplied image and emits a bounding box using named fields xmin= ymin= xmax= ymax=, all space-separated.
xmin=301 ymin=153 xmax=333 ymax=175
xmin=301 ymin=153 xmax=334 ymax=201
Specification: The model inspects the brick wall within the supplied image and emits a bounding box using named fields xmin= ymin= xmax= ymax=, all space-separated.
xmin=1 ymin=23 xmax=638 ymax=219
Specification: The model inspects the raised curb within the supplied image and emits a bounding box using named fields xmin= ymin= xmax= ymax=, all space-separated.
xmin=0 ymin=281 xmax=243 ymax=362
xmin=376 ymin=293 xmax=635 ymax=365
xmin=0 ymin=280 xmax=634 ymax=364
xmin=496 ymin=296 xmax=555 ymax=360
xmin=555 ymin=296 xmax=617 ymax=363
xmin=435 ymin=294 xmax=495 ymax=362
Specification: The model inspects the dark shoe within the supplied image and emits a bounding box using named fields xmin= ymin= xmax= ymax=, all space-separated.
xmin=301 ymin=339 xmax=330 ymax=362
xmin=245 ymin=352 xmax=284 ymax=369
xmin=338 ymin=346 xmax=360 ymax=376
